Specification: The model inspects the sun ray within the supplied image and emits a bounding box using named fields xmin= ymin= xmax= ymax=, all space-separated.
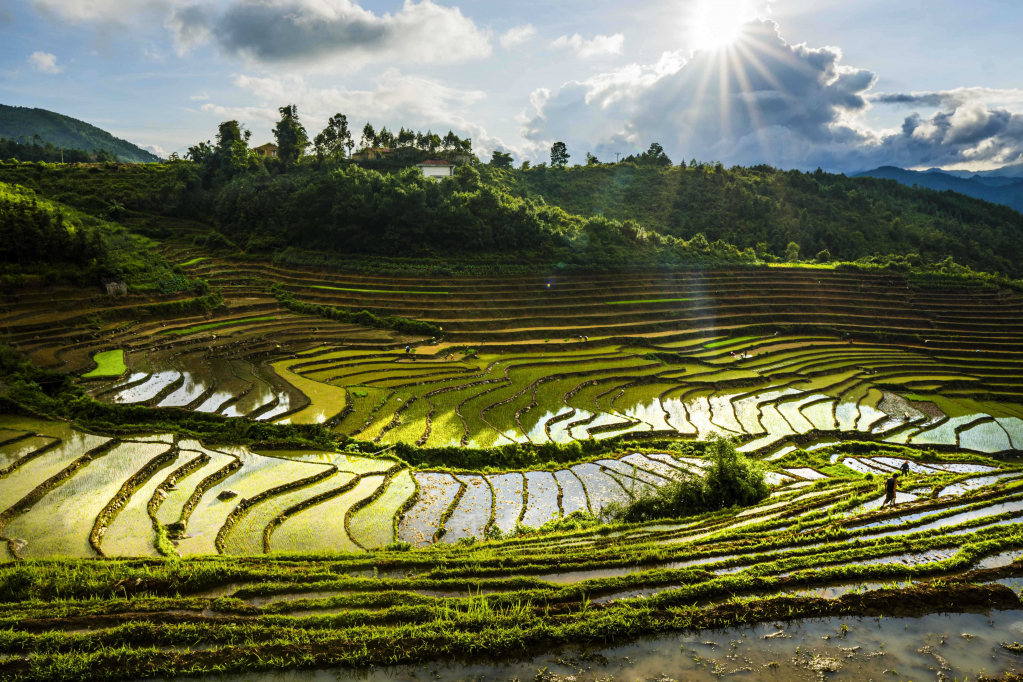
xmin=718 ymin=46 xmax=732 ymax=138
xmin=727 ymin=43 xmax=771 ymax=163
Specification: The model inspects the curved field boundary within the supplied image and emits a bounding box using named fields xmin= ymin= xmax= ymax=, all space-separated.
xmin=0 ymin=439 xmax=121 ymax=560
xmin=262 ymin=473 xmax=363 ymax=553
xmin=91 ymin=443 xmax=178 ymax=556
xmin=149 ymin=451 xmax=210 ymax=557
xmin=214 ymin=464 xmax=340 ymax=554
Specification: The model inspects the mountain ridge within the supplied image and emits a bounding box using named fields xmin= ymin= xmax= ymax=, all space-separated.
xmin=852 ymin=165 xmax=1023 ymax=213
xmin=0 ymin=103 xmax=160 ymax=163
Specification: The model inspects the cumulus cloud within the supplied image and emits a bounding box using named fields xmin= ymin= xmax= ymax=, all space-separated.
xmin=551 ymin=33 xmax=624 ymax=58
xmin=500 ymin=24 xmax=535 ymax=49
xmin=521 ymin=20 xmax=1023 ymax=171
xmin=142 ymin=144 xmax=167 ymax=158
xmin=27 ymin=51 xmax=63 ymax=73
xmin=189 ymin=90 xmax=210 ymax=101
xmin=169 ymin=0 xmax=491 ymax=69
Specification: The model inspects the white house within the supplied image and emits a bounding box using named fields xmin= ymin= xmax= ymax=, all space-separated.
xmin=416 ymin=159 xmax=456 ymax=178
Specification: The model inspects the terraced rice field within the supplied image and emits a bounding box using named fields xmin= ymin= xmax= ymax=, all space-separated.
xmin=3 ymin=415 xmax=1013 ymax=557
xmin=4 ymin=250 xmax=1023 ymax=681
xmin=6 ymin=251 xmax=1023 ymax=458
xmin=2 ymin=415 xmax=1021 ymax=680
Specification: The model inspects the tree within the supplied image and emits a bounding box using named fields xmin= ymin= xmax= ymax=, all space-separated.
xmin=273 ymin=105 xmax=309 ymax=165
xmin=785 ymin=241 xmax=801 ymax=262
xmin=490 ymin=150 xmax=514 ymax=169
xmin=186 ymin=141 xmax=213 ymax=164
xmin=360 ymin=123 xmax=376 ymax=150
xmin=639 ymin=142 xmax=671 ymax=166
xmin=397 ymin=127 xmax=415 ymax=148
xmin=586 ymin=152 xmax=600 ymax=166
xmin=815 ymin=249 xmax=832 ymax=263
xmin=216 ymin=121 xmax=246 ymax=149
xmin=313 ymin=113 xmax=352 ymax=162
xmin=550 ymin=141 xmax=569 ymax=168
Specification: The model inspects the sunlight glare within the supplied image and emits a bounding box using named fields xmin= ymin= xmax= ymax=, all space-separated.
xmin=691 ymin=0 xmax=753 ymax=51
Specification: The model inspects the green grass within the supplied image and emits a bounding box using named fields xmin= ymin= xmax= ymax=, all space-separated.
xmin=161 ymin=316 xmax=278 ymax=335
xmin=81 ymin=350 xmax=126 ymax=379
xmin=705 ymin=336 xmax=760 ymax=348
xmin=180 ymin=257 xmax=208 ymax=266
xmin=308 ymin=285 xmax=449 ymax=295
xmin=605 ymin=298 xmax=692 ymax=305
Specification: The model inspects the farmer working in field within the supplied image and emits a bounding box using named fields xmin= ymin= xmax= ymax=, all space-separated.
xmin=880 ymin=472 xmax=900 ymax=507
xmin=900 ymin=461 xmax=910 ymax=476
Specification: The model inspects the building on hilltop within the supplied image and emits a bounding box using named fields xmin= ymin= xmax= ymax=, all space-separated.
xmin=416 ymin=158 xmax=456 ymax=178
xmin=352 ymin=147 xmax=393 ymax=161
xmin=253 ymin=143 xmax=278 ymax=158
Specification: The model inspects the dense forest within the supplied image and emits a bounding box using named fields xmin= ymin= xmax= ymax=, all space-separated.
xmin=0 ymin=182 xmax=188 ymax=291
xmin=490 ymin=161 xmax=1023 ymax=277
xmin=2 ymin=107 xmax=1023 ymax=278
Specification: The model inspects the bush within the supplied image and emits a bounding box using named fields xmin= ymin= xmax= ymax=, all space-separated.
xmin=602 ymin=438 xmax=768 ymax=523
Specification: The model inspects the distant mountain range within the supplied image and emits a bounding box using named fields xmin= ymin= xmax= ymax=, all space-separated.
xmin=853 ymin=164 xmax=1023 ymax=213
xmin=0 ymin=104 xmax=161 ymax=163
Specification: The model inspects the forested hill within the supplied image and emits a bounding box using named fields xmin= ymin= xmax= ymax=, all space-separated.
xmin=0 ymin=104 xmax=160 ymax=163
xmin=4 ymin=147 xmax=1023 ymax=279
xmin=484 ymin=162 xmax=1023 ymax=277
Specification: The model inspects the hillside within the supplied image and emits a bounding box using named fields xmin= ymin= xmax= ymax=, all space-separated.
xmin=4 ymin=144 xmax=1023 ymax=278
xmin=483 ymin=162 xmax=1023 ymax=278
xmin=854 ymin=165 xmax=1023 ymax=213
xmin=0 ymin=103 xmax=160 ymax=163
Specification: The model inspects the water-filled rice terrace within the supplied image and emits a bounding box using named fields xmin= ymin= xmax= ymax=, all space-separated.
xmin=1 ymin=413 xmax=1023 ymax=679
xmin=3 ymin=245 xmax=1023 ymax=680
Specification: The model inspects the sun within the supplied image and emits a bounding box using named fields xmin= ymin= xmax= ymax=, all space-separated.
xmin=690 ymin=0 xmax=755 ymax=51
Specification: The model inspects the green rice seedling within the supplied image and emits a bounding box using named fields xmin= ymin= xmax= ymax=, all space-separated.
xmin=81 ymin=350 xmax=127 ymax=379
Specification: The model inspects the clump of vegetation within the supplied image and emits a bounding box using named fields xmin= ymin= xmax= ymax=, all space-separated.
xmin=603 ymin=438 xmax=768 ymax=523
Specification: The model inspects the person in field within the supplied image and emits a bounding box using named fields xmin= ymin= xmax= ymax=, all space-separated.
xmin=881 ymin=473 xmax=899 ymax=507
xmin=900 ymin=461 xmax=910 ymax=476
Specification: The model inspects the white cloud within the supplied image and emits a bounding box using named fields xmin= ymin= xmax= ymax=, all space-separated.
xmin=521 ymin=19 xmax=1023 ymax=172
xmin=199 ymin=69 xmax=523 ymax=160
xmin=551 ymin=33 xmax=624 ymax=58
xmin=500 ymin=24 xmax=535 ymax=49
xmin=142 ymin=144 xmax=167 ymax=158
xmin=170 ymin=0 xmax=491 ymax=70
xmin=142 ymin=43 xmax=164 ymax=60
xmin=190 ymin=90 xmax=210 ymax=101
xmin=31 ymin=0 xmax=170 ymax=23
xmin=27 ymin=51 xmax=63 ymax=74
xmin=202 ymin=69 xmax=484 ymax=134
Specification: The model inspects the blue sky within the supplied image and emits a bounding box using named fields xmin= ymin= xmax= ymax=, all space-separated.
xmin=2 ymin=0 xmax=1022 ymax=172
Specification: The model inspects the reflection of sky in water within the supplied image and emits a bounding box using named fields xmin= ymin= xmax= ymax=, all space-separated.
xmin=159 ymin=371 xmax=207 ymax=407
xmin=112 ymin=371 xmax=179 ymax=403
xmin=619 ymin=398 xmax=673 ymax=431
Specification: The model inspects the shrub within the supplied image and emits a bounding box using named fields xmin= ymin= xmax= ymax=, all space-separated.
xmin=602 ymin=438 xmax=768 ymax=523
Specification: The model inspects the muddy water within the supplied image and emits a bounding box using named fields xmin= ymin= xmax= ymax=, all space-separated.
xmin=162 ymin=609 xmax=1023 ymax=682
